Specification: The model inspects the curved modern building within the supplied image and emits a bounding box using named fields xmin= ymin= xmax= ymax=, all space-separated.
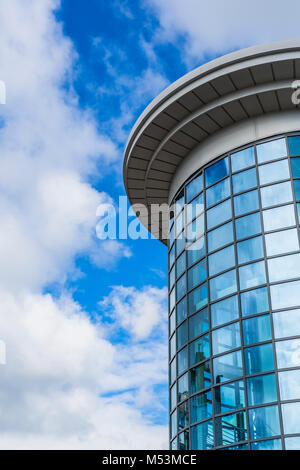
xmin=124 ymin=40 xmax=300 ymax=451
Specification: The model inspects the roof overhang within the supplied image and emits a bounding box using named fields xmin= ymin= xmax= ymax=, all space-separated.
xmin=123 ymin=40 xmax=300 ymax=244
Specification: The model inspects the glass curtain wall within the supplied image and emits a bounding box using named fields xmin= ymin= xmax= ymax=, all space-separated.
xmin=169 ymin=133 xmax=300 ymax=450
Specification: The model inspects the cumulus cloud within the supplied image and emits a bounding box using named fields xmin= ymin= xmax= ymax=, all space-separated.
xmin=146 ymin=0 xmax=300 ymax=63
xmin=0 ymin=290 xmax=168 ymax=449
xmin=100 ymin=285 xmax=168 ymax=340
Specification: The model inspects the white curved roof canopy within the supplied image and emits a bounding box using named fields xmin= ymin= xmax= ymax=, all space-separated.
xmin=123 ymin=40 xmax=300 ymax=244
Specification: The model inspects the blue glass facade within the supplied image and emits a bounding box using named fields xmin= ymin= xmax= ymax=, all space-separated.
xmin=169 ymin=133 xmax=300 ymax=450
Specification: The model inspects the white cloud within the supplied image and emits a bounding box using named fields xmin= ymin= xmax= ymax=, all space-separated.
xmin=146 ymin=0 xmax=300 ymax=63
xmin=99 ymin=285 xmax=168 ymax=340
xmin=0 ymin=290 xmax=168 ymax=449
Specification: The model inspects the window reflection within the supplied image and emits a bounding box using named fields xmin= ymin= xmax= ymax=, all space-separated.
xmin=282 ymin=402 xmax=300 ymax=435
xmin=189 ymin=334 xmax=210 ymax=366
xmin=265 ymin=228 xmax=299 ymax=257
xmin=205 ymin=157 xmax=229 ymax=187
xmin=191 ymin=420 xmax=214 ymax=450
xmin=241 ymin=286 xmax=269 ymax=317
xmin=235 ymin=212 xmax=261 ymax=240
xmin=239 ymin=261 xmax=266 ymax=290
xmin=186 ymin=174 xmax=203 ymax=203
xmin=213 ymin=350 xmax=243 ymax=384
xmin=260 ymin=181 xmax=293 ymax=208
xmin=247 ymin=373 xmax=277 ymax=406
xmin=242 ymin=315 xmax=272 ymax=345
xmin=210 ymin=269 xmax=237 ymax=301
xmin=248 ymin=405 xmax=280 ymax=440
xmin=234 ymin=189 xmax=259 ymax=216
xmin=268 ymin=253 xmax=300 ymax=283
xmin=232 ymin=168 xmax=257 ymax=194
xmin=256 ymin=138 xmax=287 ymax=163
xmin=244 ymin=343 xmax=274 ymax=375
xmin=206 ymin=177 xmax=230 ymax=208
xmin=273 ymin=309 xmax=300 ymax=339
xmin=263 ymin=204 xmax=295 ymax=232
xmin=207 ymin=221 xmax=234 ymax=252
xmin=214 ymin=380 xmax=245 ymax=415
xmin=231 ymin=146 xmax=255 ymax=172
xmin=258 ymin=159 xmax=290 ymax=185
xmin=276 ymin=338 xmax=300 ymax=369
xmin=189 ymin=308 xmax=209 ymax=340
xmin=190 ymin=391 xmax=212 ymax=423
xmin=279 ymin=369 xmax=300 ymax=401
xmin=215 ymin=412 xmax=247 ymax=447
xmin=212 ymin=322 xmax=241 ymax=355
xmin=288 ymin=135 xmax=300 ymax=157
xmin=190 ymin=361 xmax=211 ymax=394
xmin=211 ymin=295 xmax=239 ymax=328
xmin=207 ymin=199 xmax=232 ymax=230
xmin=209 ymin=245 xmax=235 ymax=276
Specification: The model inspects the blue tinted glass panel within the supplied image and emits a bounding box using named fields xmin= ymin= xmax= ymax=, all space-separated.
xmin=288 ymin=135 xmax=300 ymax=156
xmin=273 ymin=309 xmax=300 ymax=339
xmin=170 ymin=333 xmax=176 ymax=359
xmin=208 ymin=245 xmax=235 ymax=276
xmin=186 ymin=192 xmax=204 ymax=224
xmin=239 ymin=261 xmax=266 ymax=290
xmin=191 ymin=420 xmax=214 ymax=450
xmin=241 ymin=286 xmax=269 ymax=317
xmin=282 ymin=402 xmax=300 ymax=435
xmin=206 ymin=177 xmax=231 ymax=208
xmin=187 ymin=236 xmax=205 ymax=267
xmin=207 ymin=221 xmax=234 ymax=253
xmin=170 ymin=383 xmax=176 ymax=410
xmin=271 ymin=280 xmax=300 ymax=310
xmin=212 ymin=322 xmax=240 ymax=355
xmin=176 ymin=297 xmax=186 ymax=325
xmin=175 ymin=232 xmax=186 ymax=258
xmin=291 ymin=157 xmax=300 ymax=177
xmin=265 ymin=228 xmax=299 ymax=257
xmin=268 ymin=253 xmax=300 ymax=283
xmin=177 ymin=321 xmax=187 ymax=349
xmin=235 ymin=212 xmax=261 ymax=240
xmin=177 ymin=346 xmax=188 ymax=375
xmin=247 ymin=373 xmax=277 ymax=406
xmin=169 ymin=266 xmax=175 ymax=290
xmin=170 ymin=409 xmax=177 ymax=439
xmin=169 ymin=288 xmax=175 ymax=313
xmin=175 ymin=193 xmax=184 ymax=217
xmin=244 ymin=343 xmax=274 ymax=375
xmin=188 ymin=283 xmax=208 ymax=315
xmin=169 ymin=224 xmax=174 ymax=248
xmin=251 ymin=439 xmax=282 ymax=450
xmin=190 ymin=391 xmax=212 ymax=423
xmin=169 ymin=310 xmax=175 ymax=336
xmin=231 ymin=146 xmax=255 ymax=172
xmin=294 ymin=180 xmax=300 ymax=201
xmin=243 ymin=314 xmax=271 ymax=345
xmin=170 ymin=358 xmax=176 ymax=384
xmin=207 ymin=199 xmax=232 ymax=230
xmin=232 ymin=168 xmax=257 ymax=194
xmin=178 ymin=400 xmax=189 ymax=431
xmin=234 ymin=189 xmax=259 ymax=216
xmin=237 ymin=236 xmax=264 ymax=264
xmin=249 ymin=405 xmax=280 ymax=440
xmin=298 ymin=203 xmax=300 ymax=223
xmin=210 ymin=269 xmax=237 ymax=301
xmin=260 ymin=181 xmax=293 ymax=208
xmin=190 ymin=361 xmax=211 ymax=394
xmin=189 ymin=308 xmax=209 ymax=340
xmin=213 ymin=350 xmax=243 ymax=384
xmin=176 ymin=252 xmax=186 ymax=278
xmin=285 ymin=437 xmax=300 ymax=450
xmin=178 ymin=373 xmax=188 ymax=403
xmin=178 ymin=431 xmax=189 ymax=450
xmin=189 ymin=334 xmax=210 ymax=366
xmin=279 ymin=369 xmax=300 ymax=400
xmin=215 ymin=412 xmax=247 ymax=447
xmin=186 ymin=214 xmax=204 ymax=244
xmin=176 ymin=274 xmax=186 ymax=301
xmin=263 ymin=204 xmax=295 ymax=231
xmin=188 ymin=259 xmax=206 ymax=290
xmin=256 ymin=138 xmax=287 ymax=163
xmin=211 ymin=295 xmax=239 ymax=328
xmin=214 ymin=380 xmax=245 ymax=415
xmin=169 ymin=245 xmax=175 ymax=269
xmin=276 ymin=338 xmax=300 ymax=369
xmin=258 ymin=159 xmax=290 ymax=185
xmin=186 ymin=174 xmax=203 ymax=203
xmin=205 ymin=157 xmax=229 ymax=187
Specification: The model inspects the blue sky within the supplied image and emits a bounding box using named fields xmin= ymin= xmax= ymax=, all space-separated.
xmin=0 ymin=0 xmax=299 ymax=450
